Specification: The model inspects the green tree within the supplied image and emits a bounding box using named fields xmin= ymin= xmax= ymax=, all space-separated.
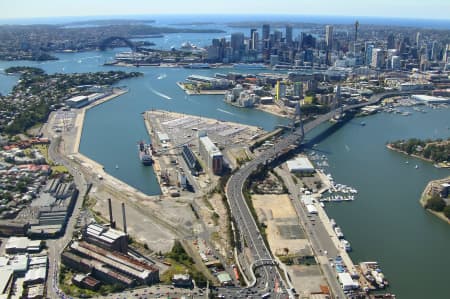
xmin=443 ymin=205 xmax=450 ymax=219
xmin=425 ymin=195 xmax=446 ymax=212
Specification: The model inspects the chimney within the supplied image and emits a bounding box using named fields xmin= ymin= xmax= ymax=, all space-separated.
xmin=108 ymin=198 xmax=115 ymax=228
xmin=122 ymin=202 xmax=127 ymax=234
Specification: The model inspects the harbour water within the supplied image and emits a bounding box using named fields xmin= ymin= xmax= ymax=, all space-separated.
xmin=0 ymin=47 xmax=449 ymax=299
xmin=309 ymin=107 xmax=450 ymax=299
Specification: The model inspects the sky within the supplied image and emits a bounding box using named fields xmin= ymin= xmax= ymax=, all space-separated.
xmin=1 ymin=0 xmax=450 ymax=20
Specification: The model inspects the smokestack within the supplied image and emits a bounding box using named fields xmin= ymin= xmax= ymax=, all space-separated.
xmin=108 ymin=198 xmax=114 ymax=228
xmin=122 ymin=202 xmax=127 ymax=235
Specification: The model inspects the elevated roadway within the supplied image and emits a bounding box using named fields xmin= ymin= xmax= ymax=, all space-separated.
xmin=225 ymin=90 xmax=426 ymax=298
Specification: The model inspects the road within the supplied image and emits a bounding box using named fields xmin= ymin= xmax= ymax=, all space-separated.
xmin=276 ymin=166 xmax=345 ymax=299
xmin=224 ymin=91 xmax=423 ymax=298
xmin=45 ymin=134 xmax=89 ymax=298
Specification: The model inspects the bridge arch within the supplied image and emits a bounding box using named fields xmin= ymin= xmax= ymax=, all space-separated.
xmin=99 ymin=36 xmax=137 ymax=51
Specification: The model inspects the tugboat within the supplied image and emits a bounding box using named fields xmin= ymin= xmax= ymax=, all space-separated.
xmin=138 ymin=141 xmax=153 ymax=166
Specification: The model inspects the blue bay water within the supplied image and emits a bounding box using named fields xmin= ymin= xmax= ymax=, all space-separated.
xmin=309 ymin=108 xmax=450 ymax=299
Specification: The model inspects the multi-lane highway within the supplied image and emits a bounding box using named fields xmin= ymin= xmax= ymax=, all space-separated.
xmin=225 ymin=91 xmax=423 ymax=298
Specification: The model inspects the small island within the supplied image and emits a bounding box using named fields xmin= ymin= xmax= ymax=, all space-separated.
xmin=387 ymin=137 xmax=450 ymax=168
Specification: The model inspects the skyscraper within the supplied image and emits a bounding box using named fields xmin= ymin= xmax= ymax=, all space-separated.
xmin=371 ymin=48 xmax=385 ymax=69
xmin=262 ymin=24 xmax=270 ymax=40
xmin=250 ymin=28 xmax=257 ymax=47
xmin=443 ymin=44 xmax=450 ymax=63
xmin=416 ymin=32 xmax=421 ymax=47
xmin=286 ymin=25 xmax=293 ymax=46
xmin=365 ymin=44 xmax=374 ymax=66
xmin=354 ymin=20 xmax=359 ymax=42
xmin=387 ymin=34 xmax=395 ymax=50
xmin=325 ymin=25 xmax=333 ymax=50
xmin=251 ymin=30 xmax=259 ymax=51
xmin=231 ymin=33 xmax=245 ymax=60
xmin=262 ymin=24 xmax=270 ymax=50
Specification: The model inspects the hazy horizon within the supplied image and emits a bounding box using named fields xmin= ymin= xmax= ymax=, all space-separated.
xmin=1 ymin=0 xmax=450 ymax=21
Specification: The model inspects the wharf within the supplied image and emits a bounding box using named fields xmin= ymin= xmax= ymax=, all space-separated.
xmin=143 ymin=112 xmax=166 ymax=196
xmin=314 ymin=196 xmax=358 ymax=274
xmin=176 ymin=82 xmax=227 ymax=95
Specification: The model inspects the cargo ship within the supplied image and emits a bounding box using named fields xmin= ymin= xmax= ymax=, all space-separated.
xmin=138 ymin=141 xmax=153 ymax=166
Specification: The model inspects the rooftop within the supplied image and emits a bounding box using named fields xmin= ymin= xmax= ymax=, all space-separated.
xmin=199 ymin=136 xmax=221 ymax=156
xmin=86 ymin=223 xmax=126 ymax=244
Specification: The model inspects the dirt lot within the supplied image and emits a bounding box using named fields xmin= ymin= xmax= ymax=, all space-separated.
xmin=252 ymin=194 xmax=309 ymax=256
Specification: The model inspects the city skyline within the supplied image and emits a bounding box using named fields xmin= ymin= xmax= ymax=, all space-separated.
xmin=1 ymin=0 xmax=450 ymax=20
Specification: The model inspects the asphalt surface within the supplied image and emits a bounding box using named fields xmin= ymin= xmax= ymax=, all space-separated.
xmin=224 ymin=91 xmax=420 ymax=299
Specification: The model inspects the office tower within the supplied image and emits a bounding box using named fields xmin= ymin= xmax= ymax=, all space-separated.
xmin=354 ymin=20 xmax=359 ymax=42
xmin=262 ymin=24 xmax=270 ymax=41
xmin=365 ymin=44 xmax=374 ymax=65
xmin=416 ymin=32 xmax=421 ymax=46
xmin=443 ymin=44 xmax=450 ymax=63
xmin=371 ymin=48 xmax=385 ymax=69
xmin=387 ymin=34 xmax=395 ymax=50
xmin=325 ymin=25 xmax=333 ymax=50
xmin=231 ymin=32 xmax=244 ymax=60
xmin=286 ymin=25 xmax=293 ymax=46
xmin=250 ymin=29 xmax=258 ymax=50
xmin=391 ymin=56 xmax=401 ymax=70
xmin=274 ymin=30 xmax=282 ymax=48
xmin=431 ymin=41 xmax=440 ymax=61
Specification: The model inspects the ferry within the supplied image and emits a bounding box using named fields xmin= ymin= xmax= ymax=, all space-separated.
xmin=138 ymin=141 xmax=153 ymax=166
xmin=183 ymin=63 xmax=210 ymax=69
xmin=233 ymin=63 xmax=267 ymax=70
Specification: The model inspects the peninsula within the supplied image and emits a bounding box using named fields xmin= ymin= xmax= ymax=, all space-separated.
xmin=387 ymin=137 xmax=450 ymax=168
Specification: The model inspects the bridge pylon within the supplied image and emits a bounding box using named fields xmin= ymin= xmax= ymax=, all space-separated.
xmin=292 ymin=100 xmax=304 ymax=137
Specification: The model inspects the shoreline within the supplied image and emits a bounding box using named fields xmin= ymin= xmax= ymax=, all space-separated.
xmin=176 ymin=82 xmax=227 ymax=95
xmin=386 ymin=143 xmax=450 ymax=168
xmin=70 ymin=88 xmax=161 ymax=199
xmin=419 ymin=177 xmax=450 ymax=224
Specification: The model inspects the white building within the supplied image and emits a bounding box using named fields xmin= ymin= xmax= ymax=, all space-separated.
xmin=66 ymin=95 xmax=89 ymax=108
xmin=338 ymin=272 xmax=359 ymax=290
xmin=287 ymin=156 xmax=315 ymax=173
xmin=198 ymin=135 xmax=223 ymax=175
xmin=5 ymin=237 xmax=41 ymax=254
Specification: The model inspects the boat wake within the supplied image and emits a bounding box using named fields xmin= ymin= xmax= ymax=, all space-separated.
xmin=148 ymin=86 xmax=172 ymax=100
xmin=157 ymin=74 xmax=167 ymax=80
xmin=345 ymin=145 xmax=351 ymax=152
xmin=217 ymin=108 xmax=236 ymax=116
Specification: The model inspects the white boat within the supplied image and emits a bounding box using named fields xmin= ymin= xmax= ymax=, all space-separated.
xmin=115 ymin=164 xmax=119 ymax=169
xmin=341 ymin=239 xmax=352 ymax=252
xmin=334 ymin=226 xmax=344 ymax=239
xmin=415 ymin=165 xmax=419 ymax=169
xmin=330 ymin=218 xmax=337 ymax=227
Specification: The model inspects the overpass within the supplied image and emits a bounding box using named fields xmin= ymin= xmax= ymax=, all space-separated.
xmin=225 ymin=90 xmax=427 ymax=298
